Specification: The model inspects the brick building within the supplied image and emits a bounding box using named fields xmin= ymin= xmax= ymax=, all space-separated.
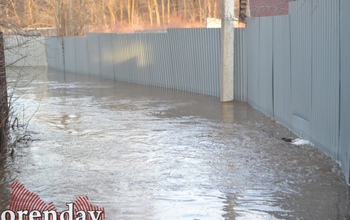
xmin=239 ymin=0 xmax=293 ymax=22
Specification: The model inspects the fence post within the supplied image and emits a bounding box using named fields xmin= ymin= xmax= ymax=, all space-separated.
xmin=221 ymin=0 xmax=234 ymax=102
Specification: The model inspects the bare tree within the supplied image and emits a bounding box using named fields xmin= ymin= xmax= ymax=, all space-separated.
xmin=1 ymin=0 xmax=290 ymax=34
xmin=0 ymin=4 xmax=48 ymax=156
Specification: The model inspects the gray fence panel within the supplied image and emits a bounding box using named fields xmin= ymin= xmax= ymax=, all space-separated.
xmin=183 ymin=29 xmax=196 ymax=93
xmin=63 ymin=37 xmax=76 ymax=73
xmin=133 ymin=33 xmax=149 ymax=84
xmin=188 ymin=29 xmax=202 ymax=94
xmin=86 ymin=33 xmax=101 ymax=76
xmin=45 ymin=37 xmax=59 ymax=70
xmin=165 ymin=29 xmax=178 ymax=90
xmin=5 ymin=36 xmax=47 ymax=67
xmin=99 ymin=34 xmax=115 ymax=80
xmin=75 ymin=37 xmax=90 ymax=75
xmin=168 ymin=29 xmax=196 ymax=93
xmin=234 ymin=28 xmax=247 ymax=101
xmin=209 ymin=28 xmax=221 ymax=97
xmin=311 ymin=0 xmax=340 ymax=158
xmin=168 ymin=29 xmax=191 ymax=92
xmin=4 ymin=37 xmax=24 ymax=66
xmin=54 ymin=38 xmax=64 ymax=71
xmin=127 ymin=34 xmax=143 ymax=83
xmin=141 ymin=34 xmax=153 ymax=85
xmin=111 ymin=34 xmax=135 ymax=83
xmin=170 ymin=29 xmax=185 ymax=91
xmin=247 ymin=18 xmax=260 ymax=108
xmin=258 ymin=17 xmax=274 ymax=117
xmin=273 ymin=15 xmax=292 ymax=128
xmin=137 ymin=33 xmax=151 ymax=85
xmin=133 ymin=33 xmax=148 ymax=85
xmin=196 ymin=29 xmax=210 ymax=95
xmin=25 ymin=36 xmax=46 ymax=66
xmin=110 ymin=34 xmax=124 ymax=81
xmin=44 ymin=37 xmax=55 ymax=68
xmin=191 ymin=28 xmax=221 ymax=96
xmin=45 ymin=37 xmax=64 ymax=71
xmin=340 ymin=0 xmax=350 ymax=183
xmin=289 ymin=0 xmax=313 ymax=138
xmin=146 ymin=33 xmax=171 ymax=88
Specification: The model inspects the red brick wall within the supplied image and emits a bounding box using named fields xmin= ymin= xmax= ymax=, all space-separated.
xmin=249 ymin=0 xmax=292 ymax=17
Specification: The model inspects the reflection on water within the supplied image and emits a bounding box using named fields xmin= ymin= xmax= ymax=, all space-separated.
xmin=0 ymin=67 xmax=349 ymax=219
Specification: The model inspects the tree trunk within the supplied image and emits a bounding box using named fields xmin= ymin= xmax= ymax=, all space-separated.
xmin=198 ymin=0 xmax=203 ymax=24
xmin=131 ymin=0 xmax=135 ymax=25
xmin=53 ymin=0 xmax=61 ymax=36
xmin=153 ymin=0 xmax=161 ymax=25
xmin=68 ymin=0 xmax=74 ymax=35
xmin=0 ymin=32 xmax=8 ymax=154
xmin=175 ymin=0 xmax=179 ymax=16
xmin=127 ymin=0 xmax=131 ymax=25
xmin=161 ymin=0 xmax=165 ymax=25
xmin=148 ymin=0 xmax=153 ymax=25
xmin=26 ymin=0 xmax=33 ymax=26
xmin=10 ymin=0 xmax=21 ymax=26
xmin=119 ymin=1 xmax=123 ymax=23
xmin=107 ymin=4 xmax=116 ymax=29
xmin=214 ymin=0 xmax=217 ymax=18
xmin=58 ymin=0 xmax=66 ymax=36
xmin=207 ymin=0 xmax=211 ymax=18
xmin=167 ymin=0 xmax=170 ymax=23
xmin=183 ymin=0 xmax=186 ymax=20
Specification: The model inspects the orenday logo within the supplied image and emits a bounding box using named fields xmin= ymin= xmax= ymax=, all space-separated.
xmin=1 ymin=182 xmax=105 ymax=220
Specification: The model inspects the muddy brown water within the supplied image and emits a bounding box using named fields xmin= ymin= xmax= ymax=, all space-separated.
xmin=0 ymin=67 xmax=349 ymax=219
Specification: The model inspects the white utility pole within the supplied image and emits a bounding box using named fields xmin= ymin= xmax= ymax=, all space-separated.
xmin=220 ymin=0 xmax=234 ymax=102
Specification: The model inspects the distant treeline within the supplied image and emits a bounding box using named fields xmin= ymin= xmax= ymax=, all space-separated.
xmin=1 ymin=0 xmax=289 ymax=36
xmin=1 ymin=0 xmax=230 ymax=35
xmin=0 ymin=0 xmax=254 ymax=36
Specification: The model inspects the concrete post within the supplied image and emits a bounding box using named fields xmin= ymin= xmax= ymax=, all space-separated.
xmin=220 ymin=0 xmax=234 ymax=102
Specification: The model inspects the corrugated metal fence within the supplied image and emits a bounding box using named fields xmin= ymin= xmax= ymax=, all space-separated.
xmin=45 ymin=0 xmax=350 ymax=183
xmin=46 ymin=28 xmax=247 ymax=98
xmin=46 ymin=28 xmax=224 ymax=97
xmin=340 ymin=0 xmax=350 ymax=185
xmin=241 ymin=0 xmax=350 ymax=183
xmin=5 ymin=36 xmax=46 ymax=66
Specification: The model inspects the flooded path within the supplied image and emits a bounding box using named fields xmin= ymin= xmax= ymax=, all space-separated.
xmin=1 ymin=67 xmax=349 ymax=219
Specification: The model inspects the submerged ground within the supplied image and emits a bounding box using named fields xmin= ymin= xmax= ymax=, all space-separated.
xmin=0 ymin=67 xmax=349 ymax=219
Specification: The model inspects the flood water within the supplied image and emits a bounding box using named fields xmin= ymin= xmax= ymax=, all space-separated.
xmin=1 ymin=67 xmax=349 ymax=219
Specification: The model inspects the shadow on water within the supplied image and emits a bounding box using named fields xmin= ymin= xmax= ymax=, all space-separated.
xmin=1 ymin=67 xmax=349 ymax=219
